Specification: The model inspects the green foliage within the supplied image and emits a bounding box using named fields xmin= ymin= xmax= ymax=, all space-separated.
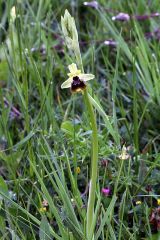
xmin=0 ymin=0 xmax=160 ymax=239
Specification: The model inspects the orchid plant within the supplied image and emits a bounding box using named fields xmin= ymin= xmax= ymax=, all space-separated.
xmin=61 ymin=10 xmax=99 ymax=240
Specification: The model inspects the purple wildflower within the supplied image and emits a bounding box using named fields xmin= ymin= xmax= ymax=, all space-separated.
xmin=83 ymin=1 xmax=99 ymax=9
xmin=104 ymin=40 xmax=117 ymax=47
xmin=3 ymin=97 xmax=21 ymax=119
xmin=112 ymin=12 xmax=130 ymax=22
xmin=112 ymin=12 xmax=160 ymax=22
xmin=134 ymin=12 xmax=160 ymax=20
xmin=101 ymin=187 xmax=110 ymax=196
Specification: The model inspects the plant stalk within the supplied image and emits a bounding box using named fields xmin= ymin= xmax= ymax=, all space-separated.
xmin=83 ymin=89 xmax=98 ymax=239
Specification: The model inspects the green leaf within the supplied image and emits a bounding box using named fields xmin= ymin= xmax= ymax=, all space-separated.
xmin=88 ymin=94 xmax=120 ymax=145
xmin=9 ymin=230 xmax=21 ymax=240
xmin=0 ymin=60 xmax=9 ymax=82
xmin=14 ymin=131 xmax=36 ymax=149
xmin=0 ymin=176 xmax=9 ymax=200
xmin=39 ymin=216 xmax=51 ymax=240
xmin=0 ymin=190 xmax=61 ymax=239
xmin=0 ymin=216 xmax=6 ymax=234
xmin=61 ymin=121 xmax=74 ymax=137
xmin=95 ymin=195 xmax=117 ymax=240
xmin=145 ymin=233 xmax=160 ymax=240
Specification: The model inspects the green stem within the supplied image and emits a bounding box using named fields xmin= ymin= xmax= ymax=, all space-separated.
xmin=83 ymin=89 xmax=98 ymax=239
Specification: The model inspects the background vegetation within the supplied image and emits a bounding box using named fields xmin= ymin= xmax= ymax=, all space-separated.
xmin=1 ymin=0 xmax=160 ymax=239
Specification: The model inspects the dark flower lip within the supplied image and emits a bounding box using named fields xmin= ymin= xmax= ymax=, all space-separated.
xmin=71 ymin=76 xmax=86 ymax=92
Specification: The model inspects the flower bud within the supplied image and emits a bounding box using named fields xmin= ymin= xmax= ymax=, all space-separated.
xmin=61 ymin=10 xmax=78 ymax=50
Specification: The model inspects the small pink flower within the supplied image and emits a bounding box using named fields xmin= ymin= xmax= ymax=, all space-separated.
xmin=101 ymin=187 xmax=110 ymax=196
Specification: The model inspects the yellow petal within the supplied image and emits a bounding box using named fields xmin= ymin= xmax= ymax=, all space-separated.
xmin=67 ymin=69 xmax=81 ymax=78
xmin=68 ymin=63 xmax=78 ymax=73
xmin=136 ymin=201 xmax=142 ymax=205
xmin=61 ymin=78 xmax=72 ymax=89
xmin=79 ymin=74 xmax=95 ymax=82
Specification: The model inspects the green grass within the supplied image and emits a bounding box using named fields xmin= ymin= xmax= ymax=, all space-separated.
xmin=1 ymin=0 xmax=160 ymax=239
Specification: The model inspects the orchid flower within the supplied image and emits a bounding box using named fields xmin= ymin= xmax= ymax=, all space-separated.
xmin=61 ymin=63 xmax=94 ymax=92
